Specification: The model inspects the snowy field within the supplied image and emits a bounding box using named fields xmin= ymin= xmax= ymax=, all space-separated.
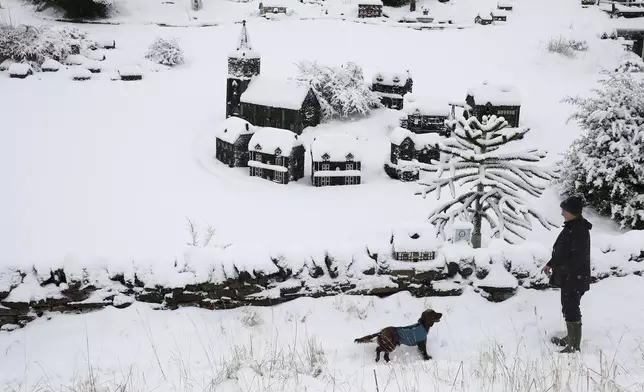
xmin=0 ymin=0 xmax=634 ymax=269
xmin=2 ymin=277 xmax=644 ymax=391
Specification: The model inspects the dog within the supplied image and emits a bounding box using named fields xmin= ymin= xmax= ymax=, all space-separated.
xmin=354 ymin=309 xmax=442 ymax=362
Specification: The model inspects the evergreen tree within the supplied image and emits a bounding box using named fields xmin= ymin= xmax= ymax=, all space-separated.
xmin=560 ymin=71 xmax=644 ymax=230
xmin=417 ymin=113 xmax=558 ymax=248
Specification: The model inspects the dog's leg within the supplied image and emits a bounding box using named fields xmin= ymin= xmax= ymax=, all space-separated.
xmin=417 ymin=340 xmax=431 ymax=360
xmin=384 ymin=351 xmax=391 ymax=363
xmin=375 ymin=346 xmax=383 ymax=362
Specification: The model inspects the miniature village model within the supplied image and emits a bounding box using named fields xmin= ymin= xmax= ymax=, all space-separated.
xmin=248 ymin=127 xmax=305 ymax=184
xmin=390 ymin=225 xmax=440 ymax=261
xmin=311 ymin=134 xmax=362 ymax=187
xmin=399 ymin=94 xmax=450 ymax=136
xmin=370 ymin=70 xmax=413 ymax=110
xmin=449 ymin=81 xmax=521 ymax=127
xmin=226 ymin=21 xmax=321 ymax=135
xmin=358 ymin=0 xmax=383 ymax=18
xmin=384 ymin=127 xmax=442 ymax=182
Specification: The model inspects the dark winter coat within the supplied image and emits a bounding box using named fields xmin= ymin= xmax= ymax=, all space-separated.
xmin=395 ymin=323 xmax=428 ymax=346
xmin=546 ymin=217 xmax=592 ymax=291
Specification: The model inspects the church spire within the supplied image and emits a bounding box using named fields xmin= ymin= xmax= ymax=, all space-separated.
xmin=236 ymin=20 xmax=253 ymax=52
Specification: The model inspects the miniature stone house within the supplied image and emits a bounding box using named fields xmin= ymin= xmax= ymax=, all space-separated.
xmin=497 ymin=0 xmax=513 ymax=10
xmin=400 ymin=94 xmax=450 ymax=135
xmin=465 ymin=81 xmax=521 ymax=127
xmin=370 ymin=70 xmax=413 ymax=110
xmin=259 ymin=3 xmax=287 ymax=16
xmin=226 ymin=21 xmax=321 ymax=134
xmin=358 ymin=0 xmax=383 ymax=17
xmin=474 ymin=14 xmax=493 ymax=25
xmin=391 ymin=226 xmax=441 ymax=262
xmin=384 ymin=127 xmax=442 ymax=182
xmin=248 ymin=127 xmax=305 ymax=184
xmin=215 ymin=116 xmax=257 ymax=168
xmin=310 ymin=134 xmax=362 ymax=187
xmin=490 ymin=9 xmax=508 ymax=21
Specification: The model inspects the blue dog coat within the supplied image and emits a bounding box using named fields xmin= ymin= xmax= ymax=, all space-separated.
xmin=395 ymin=323 xmax=428 ymax=346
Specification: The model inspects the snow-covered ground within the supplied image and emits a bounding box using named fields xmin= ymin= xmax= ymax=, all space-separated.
xmin=2 ymin=276 xmax=644 ymax=391
xmin=0 ymin=0 xmax=635 ymax=270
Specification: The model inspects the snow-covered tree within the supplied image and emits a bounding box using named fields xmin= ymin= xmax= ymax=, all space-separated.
xmin=417 ymin=114 xmax=558 ymax=248
xmin=28 ymin=0 xmax=113 ymax=19
xmin=294 ymin=61 xmax=382 ymax=121
xmin=145 ymin=37 xmax=184 ymax=66
xmin=559 ymin=71 xmax=644 ymax=230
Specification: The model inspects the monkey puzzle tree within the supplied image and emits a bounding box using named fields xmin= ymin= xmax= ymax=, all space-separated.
xmin=417 ymin=113 xmax=558 ymax=248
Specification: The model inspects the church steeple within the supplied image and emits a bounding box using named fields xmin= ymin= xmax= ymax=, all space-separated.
xmin=226 ymin=20 xmax=261 ymax=117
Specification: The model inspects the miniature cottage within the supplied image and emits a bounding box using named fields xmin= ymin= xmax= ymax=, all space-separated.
xmin=490 ymin=9 xmax=508 ymax=21
xmin=259 ymin=3 xmax=288 ymax=16
xmin=390 ymin=225 xmax=440 ymax=262
xmin=248 ymin=127 xmax=305 ymax=184
xmin=8 ymin=63 xmax=33 ymax=79
xmin=370 ymin=70 xmax=413 ymax=110
xmin=310 ymin=134 xmax=362 ymax=187
xmin=358 ymin=0 xmax=383 ymax=18
xmin=215 ymin=116 xmax=257 ymax=167
xmin=400 ymin=94 xmax=450 ymax=135
xmin=610 ymin=28 xmax=644 ymax=60
xmin=239 ymin=76 xmax=321 ymax=135
xmin=474 ymin=14 xmax=493 ymax=25
xmin=497 ymin=0 xmax=513 ymax=10
xmin=384 ymin=127 xmax=442 ymax=182
xmin=465 ymin=81 xmax=521 ymax=127
xmin=226 ymin=21 xmax=321 ymax=134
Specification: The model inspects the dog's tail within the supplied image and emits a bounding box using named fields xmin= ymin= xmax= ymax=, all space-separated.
xmin=354 ymin=333 xmax=379 ymax=344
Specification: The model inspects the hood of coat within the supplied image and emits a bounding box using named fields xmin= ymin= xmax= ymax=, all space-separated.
xmin=565 ymin=216 xmax=593 ymax=230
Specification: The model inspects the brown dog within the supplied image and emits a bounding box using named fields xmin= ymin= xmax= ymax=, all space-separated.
xmin=354 ymin=309 xmax=442 ymax=362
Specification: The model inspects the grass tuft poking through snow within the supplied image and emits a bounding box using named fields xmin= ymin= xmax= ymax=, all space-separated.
xmin=547 ymin=35 xmax=589 ymax=58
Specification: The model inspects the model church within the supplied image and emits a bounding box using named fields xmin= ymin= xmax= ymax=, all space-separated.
xmin=225 ymin=21 xmax=321 ymax=135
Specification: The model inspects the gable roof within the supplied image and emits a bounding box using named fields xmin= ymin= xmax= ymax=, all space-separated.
xmin=466 ymin=81 xmax=520 ymax=106
xmin=372 ymin=69 xmax=412 ymax=87
xmin=240 ymin=76 xmax=312 ymax=110
xmin=249 ymin=127 xmax=303 ymax=156
xmin=390 ymin=127 xmax=443 ymax=150
xmin=311 ymin=134 xmax=361 ymax=162
xmin=402 ymin=94 xmax=450 ymax=116
xmin=216 ymin=116 xmax=256 ymax=144
xmin=391 ymin=225 xmax=441 ymax=252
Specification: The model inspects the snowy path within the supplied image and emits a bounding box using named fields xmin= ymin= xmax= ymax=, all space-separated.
xmin=2 ymin=277 xmax=644 ymax=391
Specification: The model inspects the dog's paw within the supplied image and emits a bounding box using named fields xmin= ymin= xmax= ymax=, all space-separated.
xmin=423 ymin=355 xmax=432 ymax=361
xmin=375 ymin=357 xmax=380 ymax=363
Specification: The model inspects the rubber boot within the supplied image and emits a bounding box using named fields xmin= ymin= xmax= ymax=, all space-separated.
xmin=559 ymin=322 xmax=581 ymax=353
xmin=551 ymin=335 xmax=568 ymax=347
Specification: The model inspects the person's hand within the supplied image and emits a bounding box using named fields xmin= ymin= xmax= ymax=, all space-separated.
xmin=542 ymin=265 xmax=551 ymax=276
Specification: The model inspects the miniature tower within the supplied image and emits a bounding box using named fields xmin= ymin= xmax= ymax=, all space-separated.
xmin=226 ymin=20 xmax=261 ymax=118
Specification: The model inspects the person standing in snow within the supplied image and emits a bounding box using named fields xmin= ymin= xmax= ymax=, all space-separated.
xmin=542 ymin=195 xmax=592 ymax=353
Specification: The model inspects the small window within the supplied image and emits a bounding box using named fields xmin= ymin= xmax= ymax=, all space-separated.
xmin=275 ymin=147 xmax=282 ymax=156
xmin=321 ymin=153 xmax=331 ymax=161
xmin=393 ymin=76 xmax=400 ymax=83
xmin=256 ymin=154 xmax=262 ymax=163
xmin=322 ymin=163 xmax=330 ymax=171
xmin=275 ymin=172 xmax=282 ymax=182
xmin=346 ymin=163 xmax=354 ymax=170
xmin=376 ymin=74 xmax=384 ymax=83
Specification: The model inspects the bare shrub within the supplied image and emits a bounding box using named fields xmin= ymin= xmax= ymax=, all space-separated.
xmin=547 ymin=36 xmax=588 ymax=58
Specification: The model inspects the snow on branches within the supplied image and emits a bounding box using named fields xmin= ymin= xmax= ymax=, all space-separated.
xmin=559 ymin=71 xmax=644 ymax=230
xmin=294 ymin=61 xmax=382 ymax=121
xmin=145 ymin=37 xmax=184 ymax=66
xmin=417 ymin=114 xmax=558 ymax=247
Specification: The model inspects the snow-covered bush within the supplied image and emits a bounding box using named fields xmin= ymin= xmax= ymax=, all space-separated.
xmin=27 ymin=0 xmax=113 ymax=19
xmin=547 ymin=36 xmax=588 ymax=58
xmin=295 ymin=60 xmax=382 ymax=121
xmin=559 ymin=71 xmax=644 ymax=230
xmin=240 ymin=307 xmax=263 ymax=327
xmin=0 ymin=24 xmax=95 ymax=67
xmin=615 ymin=57 xmax=644 ymax=73
xmin=145 ymin=37 xmax=184 ymax=67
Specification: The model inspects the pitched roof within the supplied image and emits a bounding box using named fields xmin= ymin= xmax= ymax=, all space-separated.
xmin=311 ymin=134 xmax=361 ymax=162
xmin=390 ymin=127 xmax=443 ymax=150
xmin=249 ymin=127 xmax=303 ymax=156
xmin=240 ymin=76 xmax=312 ymax=110
xmin=391 ymin=225 xmax=441 ymax=252
xmin=372 ymin=69 xmax=412 ymax=86
xmin=402 ymin=94 xmax=450 ymax=116
xmin=466 ymin=81 xmax=521 ymax=106
xmin=216 ymin=116 xmax=256 ymax=144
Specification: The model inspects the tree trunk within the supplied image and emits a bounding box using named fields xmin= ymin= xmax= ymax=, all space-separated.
xmin=471 ymin=183 xmax=484 ymax=248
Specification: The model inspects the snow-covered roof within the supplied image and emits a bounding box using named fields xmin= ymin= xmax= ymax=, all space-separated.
xmin=71 ymin=67 xmax=92 ymax=80
xmin=403 ymin=94 xmax=450 ymax=116
xmin=372 ymin=69 xmax=411 ymax=86
xmin=476 ymin=13 xmax=493 ymax=20
xmin=119 ymin=66 xmax=142 ymax=77
xmin=452 ymin=221 xmax=474 ymax=230
xmin=83 ymin=61 xmax=102 ymax=71
xmin=241 ymin=76 xmax=312 ymax=110
xmin=216 ymin=116 xmax=257 ymax=144
xmin=64 ymin=54 xmax=88 ymax=66
xmin=467 ymin=81 xmax=520 ymax=106
xmin=229 ymin=20 xmax=260 ymax=59
xmin=0 ymin=59 xmax=17 ymax=71
xmin=497 ymin=0 xmax=512 ymax=6
xmin=491 ymin=9 xmax=509 ymax=16
xmin=8 ymin=63 xmax=32 ymax=76
xmin=311 ymin=134 xmax=361 ymax=162
xmin=42 ymin=59 xmax=62 ymax=71
xmin=391 ymin=225 xmax=441 ymax=252
xmin=249 ymin=127 xmax=302 ymax=156
xmin=358 ymin=0 xmax=383 ymax=5
xmin=390 ymin=127 xmax=443 ymax=150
